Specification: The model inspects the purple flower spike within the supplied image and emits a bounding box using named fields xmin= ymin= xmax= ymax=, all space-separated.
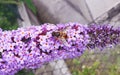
xmin=87 ymin=25 xmax=120 ymax=49
xmin=0 ymin=23 xmax=89 ymax=75
xmin=0 ymin=23 xmax=120 ymax=75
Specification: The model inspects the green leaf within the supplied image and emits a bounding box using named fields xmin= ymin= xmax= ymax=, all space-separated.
xmin=73 ymin=59 xmax=81 ymax=65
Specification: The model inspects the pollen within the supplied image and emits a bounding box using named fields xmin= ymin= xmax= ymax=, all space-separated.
xmin=22 ymin=32 xmax=24 ymax=34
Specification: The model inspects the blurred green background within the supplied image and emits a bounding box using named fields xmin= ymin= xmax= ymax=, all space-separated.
xmin=0 ymin=3 xmax=18 ymax=30
xmin=66 ymin=47 xmax=120 ymax=75
xmin=0 ymin=0 xmax=36 ymax=30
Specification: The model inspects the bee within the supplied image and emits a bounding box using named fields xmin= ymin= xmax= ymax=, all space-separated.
xmin=52 ymin=31 xmax=68 ymax=39
xmin=52 ymin=29 xmax=70 ymax=47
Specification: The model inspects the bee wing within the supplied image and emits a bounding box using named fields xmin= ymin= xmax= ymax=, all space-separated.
xmin=61 ymin=38 xmax=70 ymax=47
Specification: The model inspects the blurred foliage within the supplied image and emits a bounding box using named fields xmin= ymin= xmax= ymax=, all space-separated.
xmin=73 ymin=59 xmax=81 ymax=65
xmin=0 ymin=0 xmax=20 ymax=5
xmin=72 ymin=61 xmax=100 ymax=75
xmin=21 ymin=0 xmax=37 ymax=14
xmin=15 ymin=69 xmax=34 ymax=75
xmin=70 ymin=47 xmax=120 ymax=75
xmin=0 ymin=0 xmax=37 ymax=31
xmin=0 ymin=2 xmax=18 ymax=30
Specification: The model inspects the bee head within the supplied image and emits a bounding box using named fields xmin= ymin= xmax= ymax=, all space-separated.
xmin=52 ymin=31 xmax=60 ymax=37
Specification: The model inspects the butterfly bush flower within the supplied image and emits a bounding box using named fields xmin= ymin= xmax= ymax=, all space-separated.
xmin=87 ymin=25 xmax=120 ymax=49
xmin=0 ymin=23 xmax=119 ymax=75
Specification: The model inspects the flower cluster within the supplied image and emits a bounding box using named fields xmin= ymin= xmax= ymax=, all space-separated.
xmin=87 ymin=25 xmax=120 ymax=49
xmin=0 ymin=23 xmax=120 ymax=75
xmin=0 ymin=23 xmax=89 ymax=75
